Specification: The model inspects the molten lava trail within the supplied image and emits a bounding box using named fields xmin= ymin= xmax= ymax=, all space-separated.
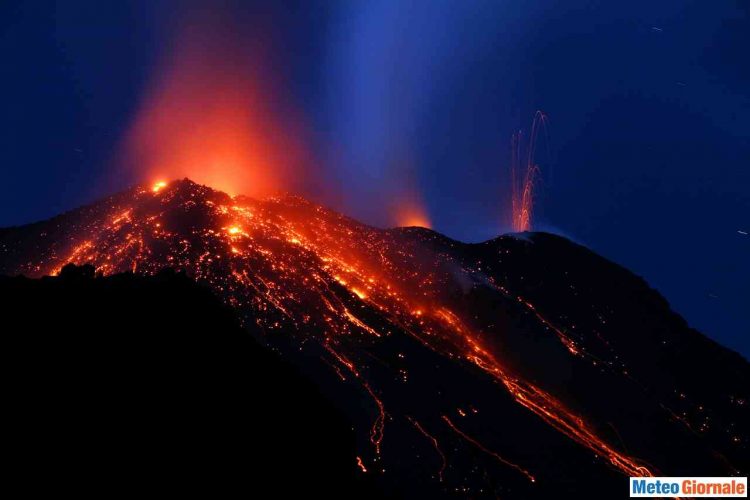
xmin=407 ymin=416 xmax=447 ymax=482
xmin=364 ymin=382 xmax=386 ymax=456
xmin=442 ymin=415 xmax=535 ymax=483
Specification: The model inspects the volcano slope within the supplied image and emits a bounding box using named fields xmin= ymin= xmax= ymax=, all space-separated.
xmin=1 ymin=179 xmax=747 ymax=498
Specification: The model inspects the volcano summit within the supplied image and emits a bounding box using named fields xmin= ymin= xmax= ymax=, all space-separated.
xmin=1 ymin=179 xmax=747 ymax=498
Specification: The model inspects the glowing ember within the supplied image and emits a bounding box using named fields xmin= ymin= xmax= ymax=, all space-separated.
xmin=152 ymin=181 xmax=168 ymax=193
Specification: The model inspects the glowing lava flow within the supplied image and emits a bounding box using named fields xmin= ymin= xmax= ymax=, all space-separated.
xmin=364 ymin=382 xmax=387 ymax=455
xmin=464 ymin=349 xmax=654 ymax=479
xmin=427 ymin=302 xmax=655 ymax=479
xmin=322 ymin=341 xmax=387 ymax=456
xmin=510 ymin=111 xmax=548 ymax=232
xmin=10 ymin=179 xmax=661 ymax=489
xmin=442 ymin=415 xmax=535 ymax=483
xmin=407 ymin=416 xmax=447 ymax=482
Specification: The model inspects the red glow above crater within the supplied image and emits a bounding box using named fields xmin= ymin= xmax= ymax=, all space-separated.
xmin=121 ymin=12 xmax=310 ymax=198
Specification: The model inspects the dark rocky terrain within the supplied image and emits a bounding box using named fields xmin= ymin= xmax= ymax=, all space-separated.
xmin=1 ymin=265 xmax=379 ymax=497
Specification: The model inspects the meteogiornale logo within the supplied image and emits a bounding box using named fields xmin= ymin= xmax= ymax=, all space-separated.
xmin=630 ymin=477 xmax=747 ymax=497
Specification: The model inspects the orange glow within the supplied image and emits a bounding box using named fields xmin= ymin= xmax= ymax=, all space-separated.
xmin=227 ymin=226 xmax=241 ymax=235
xmin=121 ymin=11 xmax=310 ymax=197
xmin=393 ymin=196 xmax=431 ymax=229
xmin=151 ymin=181 xmax=167 ymax=193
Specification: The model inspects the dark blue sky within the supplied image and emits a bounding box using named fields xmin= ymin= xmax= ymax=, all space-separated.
xmin=1 ymin=0 xmax=748 ymax=356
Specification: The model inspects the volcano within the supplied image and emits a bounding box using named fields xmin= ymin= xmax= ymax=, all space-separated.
xmin=1 ymin=179 xmax=747 ymax=498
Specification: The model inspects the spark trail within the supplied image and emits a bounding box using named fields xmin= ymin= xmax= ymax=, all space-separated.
xmin=511 ymin=111 xmax=548 ymax=232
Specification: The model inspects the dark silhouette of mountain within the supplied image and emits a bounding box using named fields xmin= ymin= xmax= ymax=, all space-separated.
xmin=1 ymin=265 xmax=381 ymax=498
xmin=1 ymin=179 xmax=747 ymax=498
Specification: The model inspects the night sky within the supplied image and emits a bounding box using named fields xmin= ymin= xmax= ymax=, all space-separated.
xmin=1 ymin=0 xmax=748 ymax=356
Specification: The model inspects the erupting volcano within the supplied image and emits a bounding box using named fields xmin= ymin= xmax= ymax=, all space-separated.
xmin=1 ymin=178 xmax=746 ymax=497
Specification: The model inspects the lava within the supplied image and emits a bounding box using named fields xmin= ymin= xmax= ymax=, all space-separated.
xmin=407 ymin=416 xmax=447 ymax=482
xmin=364 ymin=382 xmax=387 ymax=456
xmin=510 ymin=111 xmax=548 ymax=232
xmin=442 ymin=414 xmax=535 ymax=483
